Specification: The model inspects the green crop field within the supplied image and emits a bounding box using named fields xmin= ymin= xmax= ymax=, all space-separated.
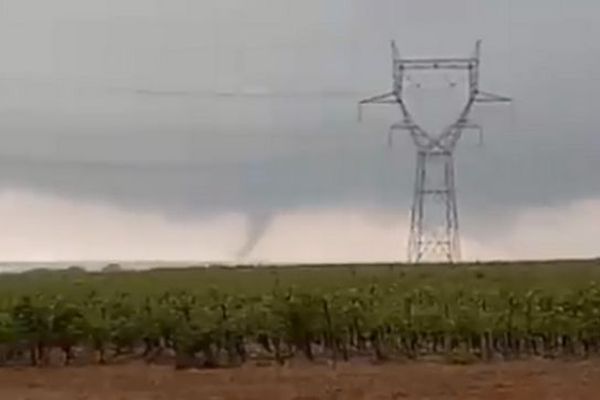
xmin=0 ymin=259 xmax=600 ymax=368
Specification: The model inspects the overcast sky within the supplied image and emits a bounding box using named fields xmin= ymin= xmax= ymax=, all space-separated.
xmin=0 ymin=0 xmax=598 ymax=263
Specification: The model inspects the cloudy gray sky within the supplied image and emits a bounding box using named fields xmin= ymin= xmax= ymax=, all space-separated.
xmin=0 ymin=0 xmax=598 ymax=263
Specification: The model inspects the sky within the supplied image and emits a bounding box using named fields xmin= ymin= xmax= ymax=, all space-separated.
xmin=0 ymin=0 xmax=598 ymax=264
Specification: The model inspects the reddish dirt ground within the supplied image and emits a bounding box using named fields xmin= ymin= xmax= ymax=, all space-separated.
xmin=0 ymin=360 xmax=598 ymax=399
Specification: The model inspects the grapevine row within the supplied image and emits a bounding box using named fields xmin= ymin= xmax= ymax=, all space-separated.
xmin=1 ymin=283 xmax=600 ymax=367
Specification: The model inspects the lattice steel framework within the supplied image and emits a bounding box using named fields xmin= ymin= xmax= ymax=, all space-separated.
xmin=359 ymin=41 xmax=510 ymax=263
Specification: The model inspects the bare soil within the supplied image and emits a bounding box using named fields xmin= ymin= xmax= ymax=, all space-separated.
xmin=0 ymin=359 xmax=597 ymax=400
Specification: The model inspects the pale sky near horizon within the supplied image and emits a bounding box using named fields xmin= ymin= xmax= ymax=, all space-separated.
xmin=0 ymin=0 xmax=598 ymax=263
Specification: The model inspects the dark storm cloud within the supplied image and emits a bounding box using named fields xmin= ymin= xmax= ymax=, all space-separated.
xmin=0 ymin=0 xmax=598 ymax=260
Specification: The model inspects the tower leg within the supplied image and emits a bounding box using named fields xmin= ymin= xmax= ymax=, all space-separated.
xmin=444 ymin=154 xmax=461 ymax=262
xmin=408 ymin=151 xmax=426 ymax=263
xmin=408 ymin=150 xmax=461 ymax=263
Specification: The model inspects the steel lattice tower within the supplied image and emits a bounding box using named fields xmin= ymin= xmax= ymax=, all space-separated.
xmin=360 ymin=41 xmax=510 ymax=263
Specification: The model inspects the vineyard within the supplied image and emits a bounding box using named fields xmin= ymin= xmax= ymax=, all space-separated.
xmin=0 ymin=260 xmax=599 ymax=369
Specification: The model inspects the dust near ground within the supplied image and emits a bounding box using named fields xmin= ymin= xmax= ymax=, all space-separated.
xmin=0 ymin=359 xmax=597 ymax=400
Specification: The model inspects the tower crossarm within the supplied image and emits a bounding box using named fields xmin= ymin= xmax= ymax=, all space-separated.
xmin=358 ymin=91 xmax=398 ymax=106
xmin=358 ymin=91 xmax=400 ymax=122
xmin=475 ymin=90 xmax=512 ymax=103
xmin=396 ymin=57 xmax=477 ymax=71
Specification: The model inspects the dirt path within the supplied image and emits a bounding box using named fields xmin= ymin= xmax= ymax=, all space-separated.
xmin=0 ymin=359 xmax=596 ymax=399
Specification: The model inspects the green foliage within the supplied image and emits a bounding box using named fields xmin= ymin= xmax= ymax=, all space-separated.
xmin=0 ymin=261 xmax=599 ymax=367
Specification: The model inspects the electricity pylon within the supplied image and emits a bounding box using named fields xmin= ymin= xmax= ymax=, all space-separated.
xmin=359 ymin=41 xmax=510 ymax=263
